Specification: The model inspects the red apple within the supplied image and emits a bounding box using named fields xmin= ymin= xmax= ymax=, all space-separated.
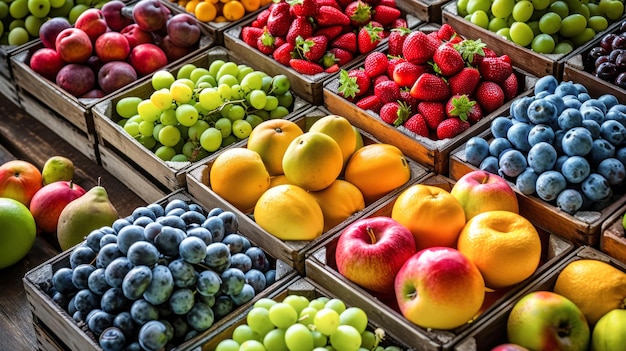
xmin=95 ymin=31 xmax=130 ymax=62
xmin=39 ymin=17 xmax=72 ymax=49
xmin=81 ymin=89 xmax=105 ymax=99
xmin=56 ymin=63 xmax=95 ymax=97
xmin=128 ymin=43 xmax=167 ymax=76
xmin=101 ymin=0 xmax=133 ymax=32
xmin=491 ymin=344 xmax=530 ymax=351
xmin=394 ymin=247 xmax=485 ymax=330
xmin=335 ymin=216 xmax=416 ymax=294
xmin=97 ymin=61 xmax=137 ymax=94
xmin=0 ymin=160 xmax=43 ymax=207
xmin=120 ymin=23 xmax=154 ymax=48
xmin=74 ymin=8 xmax=109 ymax=43
xmin=29 ymin=181 xmax=87 ymax=234
xmin=450 ymin=169 xmax=519 ymax=221
xmin=166 ymin=13 xmax=201 ymax=48
xmin=55 ymin=28 xmax=93 ymax=64
xmin=29 ymin=48 xmax=65 ymax=81
xmin=507 ymin=291 xmax=590 ymax=351
xmin=131 ymin=0 xmax=171 ymax=32
xmin=159 ymin=35 xmax=193 ymax=62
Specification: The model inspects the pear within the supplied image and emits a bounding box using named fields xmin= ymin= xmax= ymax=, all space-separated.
xmin=42 ymin=156 xmax=74 ymax=185
xmin=57 ymin=182 xmax=119 ymax=251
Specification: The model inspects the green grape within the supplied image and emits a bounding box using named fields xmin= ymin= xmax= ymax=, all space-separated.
xmin=188 ymin=120 xmax=211 ymax=141
xmin=261 ymin=76 xmax=272 ymax=92
xmin=531 ymin=33 xmax=556 ymax=53
xmin=263 ymin=328 xmax=288 ymax=351
xmin=177 ymin=63 xmax=197 ymax=80
xmin=512 ymin=0 xmax=534 ymax=22
xmin=128 ymin=115 xmax=143 ymax=124
xmin=255 ymin=298 xmax=278 ymax=310
xmin=240 ymin=71 xmax=264 ymax=92
xmin=176 ymin=104 xmax=199 ymax=127
xmin=587 ymin=3 xmax=601 ymax=16
xmin=466 ymin=0 xmax=491 ymax=14
xmin=227 ymin=104 xmax=246 ymax=121
xmin=309 ymin=298 xmax=328 ymax=311
xmin=330 ymin=325 xmax=361 ymax=351
xmin=200 ymin=127 xmax=222 ymax=152
xmin=221 ymin=103 xmax=233 ymax=119
xmin=339 ymin=307 xmax=368 ymax=335
xmin=150 ymin=88 xmax=174 ymax=111
xmin=531 ymin=0 xmax=550 ymax=10
xmin=116 ymin=96 xmax=142 ymax=118
xmin=118 ymin=119 xmax=127 ymax=127
xmin=470 ymin=10 xmax=489 ymax=29
xmin=171 ymin=154 xmax=188 ymax=162
xmin=170 ymin=81 xmax=193 ymax=104
xmin=237 ymin=65 xmax=255 ymax=82
xmin=208 ymin=59 xmax=225 ymax=78
xmin=283 ymin=295 xmax=310 ymax=316
xmin=385 ymin=347 xmax=402 ymax=351
xmin=488 ymin=17 xmax=509 ymax=32
xmin=360 ymin=330 xmax=377 ymax=350
xmin=457 ymin=0 xmax=469 ymax=16
xmin=221 ymin=134 xmax=238 ymax=147
xmin=123 ymin=121 xmax=140 ymax=137
xmin=285 ymin=323 xmax=314 ymax=351
xmin=247 ymin=307 xmax=275 ymax=337
xmin=240 ymin=340 xmax=266 ymax=351
xmin=491 ymin=0 xmax=515 ymax=18
xmin=152 ymin=70 xmax=175 ymax=90
xmin=155 ymin=145 xmax=176 ymax=161
xmin=276 ymin=91 xmax=294 ymax=108
xmin=137 ymin=135 xmax=157 ymax=150
xmin=564 ymin=0 xmax=582 ymax=12
xmin=527 ymin=21 xmax=540 ymax=36
xmin=550 ymin=1 xmax=569 ymax=19
xmin=232 ymin=119 xmax=252 ymax=139
xmin=575 ymin=4 xmax=590 ymax=19
xmin=218 ymin=74 xmax=239 ymax=87
xmin=263 ymin=95 xmax=279 ymax=112
xmin=153 ymin=123 xmax=165 ymax=141
xmin=245 ymin=114 xmax=264 ymax=129
xmin=196 ymin=74 xmax=216 ymax=88
xmin=553 ymin=41 xmax=573 ymax=54
xmin=190 ymin=67 xmax=211 ymax=83
xmin=158 ymin=125 xmax=181 ymax=147
xmin=218 ymin=83 xmax=232 ymax=100
xmin=216 ymin=61 xmax=240 ymax=81
xmin=570 ymin=27 xmax=595 ymax=46
xmin=269 ymin=106 xmax=289 ymax=119
xmin=325 ymin=299 xmax=346 ymax=314
xmin=256 ymin=109 xmax=271 ymax=121
xmin=215 ymin=339 xmax=240 ymax=351
xmin=233 ymin=324 xmax=262 ymax=344
xmin=231 ymin=84 xmax=245 ymax=99
xmin=314 ymin=308 xmax=340 ymax=336
xmin=215 ymin=117 xmax=232 ymax=138
xmin=268 ymin=303 xmax=298 ymax=329
xmin=559 ymin=14 xmax=586 ymax=37
xmin=587 ymin=15 xmax=608 ymax=31
xmin=138 ymin=120 xmax=154 ymax=137
xmin=311 ymin=330 xmax=327 ymax=348
xmin=248 ymin=90 xmax=267 ymax=110
xmin=271 ymin=75 xmax=290 ymax=95
xmin=509 ymin=21 xmax=535 ymax=46
xmin=538 ymin=12 xmax=562 ymax=34
xmin=137 ymin=99 xmax=162 ymax=123
xmin=160 ymin=109 xmax=178 ymax=126
xmin=198 ymin=87 xmax=223 ymax=111
xmin=496 ymin=27 xmax=511 ymax=39
xmin=299 ymin=306 xmax=318 ymax=326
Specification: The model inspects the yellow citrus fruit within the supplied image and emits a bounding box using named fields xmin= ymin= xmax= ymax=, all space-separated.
xmin=194 ymin=1 xmax=217 ymax=21
xmin=308 ymin=114 xmax=357 ymax=165
xmin=345 ymin=144 xmax=411 ymax=204
xmin=209 ymin=148 xmax=270 ymax=213
xmin=553 ymin=259 xmax=626 ymax=325
xmin=391 ymin=184 xmax=466 ymax=250
xmin=269 ymin=174 xmax=290 ymax=188
xmin=240 ymin=0 xmax=260 ymax=12
xmin=457 ymin=211 xmax=542 ymax=289
xmin=310 ymin=179 xmax=365 ymax=232
xmin=247 ymin=119 xmax=304 ymax=176
xmin=185 ymin=0 xmax=200 ymax=12
xmin=222 ymin=0 xmax=245 ymax=20
xmin=0 ymin=197 xmax=36 ymax=269
xmin=282 ymin=131 xmax=343 ymax=191
xmin=254 ymin=184 xmax=324 ymax=240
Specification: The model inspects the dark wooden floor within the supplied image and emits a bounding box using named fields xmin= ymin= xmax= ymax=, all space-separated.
xmin=0 ymin=96 xmax=147 ymax=350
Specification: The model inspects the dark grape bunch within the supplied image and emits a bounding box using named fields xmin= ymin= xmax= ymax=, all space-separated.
xmin=46 ymin=199 xmax=277 ymax=351
xmin=587 ymin=20 xmax=626 ymax=89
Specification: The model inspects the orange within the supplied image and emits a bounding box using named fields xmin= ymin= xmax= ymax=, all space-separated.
xmin=282 ymin=132 xmax=343 ymax=191
xmin=240 ymin=0 xmax=260 ymax=12
xmin=0 ymin=198 xmax=36 ymax=269
xmin=308 ymin=115 xmax=357 ymax=165
xmin=457 ymin=211 xmax=542 ymax=289
xmin=222 ymin=0 xmax=245 ymax=21
xmin=194 ymin=1 xmax=217 ymax=22
xmin=344 ymin=144 xmax=411 ymax=204
xmin=391 ymin=184 xmax=466 ymax=250
xmin=310 ymin=179 xmax=365 ymax=232
xmin=259 ymin=0 xmax=272 ymax=5
xmin=269 ymin=174 xmax=289 ymax=188
xmin=246 ymin=119 xmax=304 ymax=176
xmin=254 ymin=184 xmax=324 ymax=240
xmin=185 ymin=0 xmax=200 ymax=12
xmin=209 ymin=147 xmax=270 ymax=213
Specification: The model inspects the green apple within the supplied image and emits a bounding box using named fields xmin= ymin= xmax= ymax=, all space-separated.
xmin=24 ymin=14 xmax=45 ymax=37
xmin=27 ymin=0 xmax=50 ymax=18
xmin=8 ymin=26 xmax=29 ymax=45
xmin=0 ymin=197 xmax=36 ymax=269
xmin=9 ymin=0 xmax=29 ymax=19
xmin=67 ymin=3 xmax=88 ymax=24
xmin=622 ymin=212 xmax=626 ymax=230
xmin=591 ymin=309 xmax=626 ymax=351
xmin=507 ymin=291 xmax=590 ymax=351
xmin=49 ymin=0 xmax=66 ymax=8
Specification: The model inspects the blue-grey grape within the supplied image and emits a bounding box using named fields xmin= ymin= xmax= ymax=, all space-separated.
xmin=122 ymin=265 xmax=153 ymax=300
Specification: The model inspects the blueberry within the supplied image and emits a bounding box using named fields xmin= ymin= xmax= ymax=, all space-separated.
xmin=196 ymin=270 xmax=221 ymax=297
xmin=220 ymin=268 xmax=246 ymax=296
xmin=489 ymin=137 xmax=513 ymax=157
xmin=573 ymin=83 xmax=588 ymax=95
xmin=581 ymin=98 xmax=608 ymax=114
xmin=578 ymin=92 xmax=591 ymax=102
xmin=498 ymin=149 xmax=528 ymax=177
xmin=616 ymin=147 xmax=626 ymax=166
xmin=535 ymin=171 xmax=567 ymax=202
xmin=528 ymin=142 xmax=557 ymax=173
xmin=609 ymin=104 xmax=626 ymax=114
xmin=590 ymin=138 xmax=616 ymax=165
xmin=165 ymin=199 xmax=189 ymax=214
xmin=138 ymin=320 xmax=168 ymax=351
xmin=563 ymin=96 xmax=582 ymax=110
xmin=536 ymin=91 xmax=550 ymax=99
xmin=230 ymin=283 xmax=255 ymax=306
xmin=534 ymin=75 xmax=558 ymax=95
xmin=507 ymin=122 xmax=532 ymax=152
xmin=598 ymin=94 xmax=619 ymax=110
xmin=597 ymin=158 xmax=626 ymax=185
xmin=70 ymin=245 xmax=97 ymax=269
xmin=554 ymin=130 xmax=566 ymax=154
xmin=544 ymin=94 xmax=565 ymax=115
xmin=244 ymin=269 xmax=267 ymax=294
xmin=528 ymin=124 xmax=555 ymax=146
xmin=122 ymin=265 xmax=153 ymax=300
xmin=132 ymin=206 xmax=157 ymax=222
xmin=554 ymin=81 xmax=577 ymax=97
xmin=582 ymin=119 xmax=601 ymax=139
xmin=516 ymin=168 xmax=539 ymax=195
xmin=561 ymin=156 xmax=591 ymax=184
xmin=230 ymin=253 xmax=253 ymax=272
xmin=581 ymin=106 xmax=605 ymax=125
xmin=558 ymin=108 xmax=584 ymax=130
xmin=465 ymin=137 xmax=490 ymax=166
xmin=562 ymin=127 xmax=593 ymax=156
xmin=480 ymin=155 xmax=499 ymax=174
xmin=555 ymin=155 xmax=568 ymax=171
xmin=556 ymin=189 xmax=584 ymax=214
xmin=179 ymin=236 xmax=207 ymax=264
xmin=168 ymin=259 xmax=196 ymax=289
xmin=510 ymin=96 xmax=533 ymax=122
xmin=491 ymin=116 xmax=513 ymax=138
xmin=528 ymin=99 xmax=558 ymax=125
xmin=600 ymin=120 xmax=626 ymax=145
xmin=581 ymin=173 xmax=612 ymax=201
xmin=99 ymin=327 xmax=126 ymax=351
xmin=605 ymin=109 xmax=626 ymax=126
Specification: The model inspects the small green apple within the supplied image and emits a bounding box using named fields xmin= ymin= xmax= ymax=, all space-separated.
xmin=0 ymin=197 xmax=36 ymax=269
xmin=42 ymin=156 xmax=75 ymax=185
xmin=27 ymin=0 xmax=51 ymax=18
xmin=591 ymin=309 xmax=626 ymax=351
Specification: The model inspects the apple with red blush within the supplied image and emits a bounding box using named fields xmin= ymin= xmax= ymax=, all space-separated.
xmin=55 ymin=28 xmax=93 ymax=64
xmin=335 ymin=216 xmax=416 ymax=295
xmin=0 ymin=160 xmax=43 ymax=207
xmin=82 ymin=89 xmax=105 ymax=99
xmin=166 ymin=13 xmax=201 ymax=48
xmin=56 ymin=64 xmax=95 ymax=97
xmin=95 ymin=32 xmax=131 ymax=62
xmin=39 ymin=17 xmax=72 ymax=49
xmin=29 ymin=48 xmax=65 ymax=81
xmin=491 ymin=344 xmax=530 ymax=351
xmin=101 ymin=0 xmax=133 ymax=32
xmin=128 ymin=43 xmax=168 ymax=76
xmin=29 ymin=181 xmax=87 ymax=234
xmin=450 ymin=169 xmax=519 ymax=221
xmin=160 ymin=35 xmax=193 ymax=62
xmin=97 ymin=61 xmax=137 ymax=94
xmin=131 ymin=0 xmax=171 ymax=32
xmin=74 ymin=8 xmax=109 ymax=43
xmin=120 ymin=23 xmax=154 ymax=48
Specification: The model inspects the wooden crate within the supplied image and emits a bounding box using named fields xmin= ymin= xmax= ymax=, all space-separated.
xmin=202 ymin=276 xmax=417 ymax=351
xmin=222 ymin=0 xmax=423 ymax=104
xmin=305 ymin=174 xmax=575 ymax=351
xmin=398 ymin=0 xmax=450 ymax=24
xmin=448 ymin=128 xmax=626 ymax=247
xmin=441 ymin=1 xmax=608 ymax=79
xmin=451 ymin=246 xmax=626 ymax=350
xmin=601 ymin=207 xmax=626 ymax=265
xmin=23 ymin=190 xmax=298 ymax=351
xmin=185 ymin=106 xmax=431 ymax=274
xmin=0 ymin=44 xmax=22 ymax=106
xmin=92 ymin=46 xmax=310 ymax=203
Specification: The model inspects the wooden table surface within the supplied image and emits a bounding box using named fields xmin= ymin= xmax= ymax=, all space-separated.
xmin=0 ymin=97 xmax=147 ymax=350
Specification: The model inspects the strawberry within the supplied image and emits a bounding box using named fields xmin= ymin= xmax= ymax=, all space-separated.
xmin=454 ymin=38 xmax=487 ymax=66
xmin=377 ymin=0 xmax=396 ymax=7
xmin=289 ymin=59 xmax=325 ymax=75
xmin=344 ymin=1 xmax=372 ymax=27
xmin=273 ymin=42 xmax=296 ymax=66
xmin=417 ymin=101 xmax=446 ymax=130
xmin=447 ymin=67 xmax=480 ymax=96
xmin=466 ymin=102 xmax=483 ymax=124
xmin=328 ymin=47 xmax=354 ymax=66
xmin=317 ymin=6 xmax=350 ymax=27
xmin=296 ymin=35 xmax=328 ymax=62
xmin=267 ymin=2 xmax=291 ymax=37
xmin=287 ymin=0 xmax=318 ymax=17
xmin=357 ymin=22 xmax=384 ymax=54
xmin=436 ymin=118 xmax=470 ymax=139
xmin=338 ymin=69 xmax=370 ymax=98
xmin=379 ymin=101 xmax=410 ymax=126
xmin=479 ymin=56 xmax=513 ymax=84
xmin=400 ymin=90 xmax=418 ymax=114
xmin=445 ymin=94 xmax=477 ymax=120
xmin=373 ymin=74 xmax=390 ymax=86
xmin=392 ymin=61 xmax=424 ymax=88
xmin=409 ymin=73 xmax=450 ymax=102
xmin=403 ymin=113 xmax=429 ymax=137
xmin=386 ymin=56 xmax=407 ymax=78
xmin=475 ymin=81 xmax=505 ymax=113
xmin=502 ymin=72 xmax=518 ymax=101
xmin=402 ymin=30 xmax=440 ymax=65
xmin=374 ymin=80 xmax=401 ymax=104
xmin=387 ymin=27 xmax=411 ymax=57
xmin=364 ymin=51 xmax=388 ymax=78
xmin=391 ymin=18 xmax=408 ymax=29
xmin=356 ymin=94 xmax=383 ymax=112
xmin=437 ymin=23 xmax=457 ymax=42
xmin=241 ymin=26 xmax=265 ymax=47
xmin=251 ymin=9 xmax=271 ymax=28
xmin=257 ymin=29 xmax=276 ymax=55
xmin=286 ymin=16 xmax=314 ymax=44
xmin=317 ymin=0 xmax=342 ymax=10
xmin=314 ymin=25 xmax=345 ymax=41
xmin=331 ymin=32 xmax=358 ymax=54
xmin=433 ymin=43 xmax=464 ymax=77
xmin=372 ymin=5 xmax=400 ymax=26
xmin=325 ymin=64 xmax=340 ymax=73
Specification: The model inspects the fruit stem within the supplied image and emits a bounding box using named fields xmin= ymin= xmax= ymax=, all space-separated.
xmin=366 ymin=226 xmax=376 ymax=244
xmin=97 ymin=177 xmax=102 ymax=187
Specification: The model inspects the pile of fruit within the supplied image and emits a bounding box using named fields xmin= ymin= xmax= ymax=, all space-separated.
xmin=214 ymin=293 xmax=407 ymax=351
xmin=208 ymin=114 xmax=413 ymax=240
xmin=114 ymin=60 xmax=294 ymax=163
xmin=457 ymin=0 xmax=624 ymax=54
xmin=239 ymin=0 xmax=408 ymax=74
xmin=175 ymin=0 xmax=271 ymax=23
xmin=464 ymin=76 xmax=626 ymax=214
xmin=28 ymin=0 xmax=203 ymax=98
xmin=45 ymin=199 xmax=277 ymax=351
xmin=337 ymin=23 xmax=518 ymax=140
xmin=585 ymin=18 xmax=626 ymax=89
